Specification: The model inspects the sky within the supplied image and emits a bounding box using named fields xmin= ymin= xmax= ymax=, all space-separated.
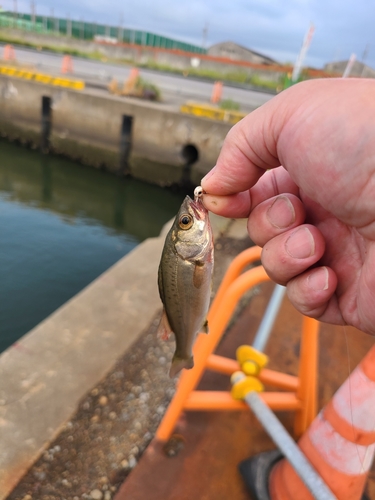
xmin=3 ymin=0 xmax=375 ymax=69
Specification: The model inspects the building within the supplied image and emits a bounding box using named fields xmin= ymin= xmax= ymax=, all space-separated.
xmin=207 ymin=41 xmax=278 ymax=65
xmin=324 ymin=60 xmax=375 ymax=78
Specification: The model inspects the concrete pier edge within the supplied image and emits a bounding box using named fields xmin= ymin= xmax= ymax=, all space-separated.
xmin=0 ymin=75 xmax=234 ymax=187
xmin=0 ymin=213 xmax=246 ymax=499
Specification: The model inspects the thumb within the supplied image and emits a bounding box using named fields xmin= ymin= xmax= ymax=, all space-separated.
xmin=201 ymin=95 xmax=285 ymax=196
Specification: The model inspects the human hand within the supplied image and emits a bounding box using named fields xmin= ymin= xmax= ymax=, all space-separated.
xmin=202 ymin=78 xmax=375 ymax=335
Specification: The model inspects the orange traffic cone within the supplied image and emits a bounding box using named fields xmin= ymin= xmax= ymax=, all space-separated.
xmin=211 ymin=81 xmax=223 ymax=103
xmin=3 ymin=44 xmax=16 ymax=61
xmin=269 ymin=343 xmax=375 ymax=500
xmin=61 ymin=55 xmax=73 ymax=74
xmin=123 ymin=67 xmax=139 ymax=95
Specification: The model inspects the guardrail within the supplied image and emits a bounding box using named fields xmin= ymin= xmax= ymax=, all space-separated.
xmin=0 ymin=65 xmax=85 ymax=90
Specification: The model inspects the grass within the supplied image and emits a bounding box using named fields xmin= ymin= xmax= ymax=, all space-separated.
xmin=135 ymin=76 xmax=162 ymax=101
xmin=219 ymin=99 xmax=240 ymax=111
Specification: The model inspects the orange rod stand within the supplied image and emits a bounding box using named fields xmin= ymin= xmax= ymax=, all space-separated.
xmin=155 ymin=246 xmax=319 ymax=442
xmin=293 ymin=316 xmax=319 ymax=437
xmin=206 ymin=354 xmax=299 ymax=391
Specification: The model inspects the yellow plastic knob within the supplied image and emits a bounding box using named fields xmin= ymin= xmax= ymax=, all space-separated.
xmin=236 ymin=345 xmax=268 ymax=376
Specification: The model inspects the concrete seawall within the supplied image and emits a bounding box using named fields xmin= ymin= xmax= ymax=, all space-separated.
xmin=0 ymin=75 xmax=232 ymax=186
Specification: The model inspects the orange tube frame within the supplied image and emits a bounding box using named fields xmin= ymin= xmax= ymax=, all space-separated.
xmin=156 ymin=246 xmax=319 ymax=442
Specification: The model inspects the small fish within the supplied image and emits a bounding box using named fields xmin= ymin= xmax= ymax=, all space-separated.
xmin=158 ymin=186 xmax=214 ymax=377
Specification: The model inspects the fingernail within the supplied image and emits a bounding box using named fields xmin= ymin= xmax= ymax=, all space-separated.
xmin=308 ymin=267 xmax=329 ymax=291
xmin=285 ymin=227 xmax=315 ymax=259
xmin=267 ymin=196 xmax=295 ymax=229
xmin=201 ymin=165 xmax=217 ymax=184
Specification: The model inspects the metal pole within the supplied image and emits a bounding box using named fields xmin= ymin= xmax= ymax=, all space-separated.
xmin=232 ymin=372 xmax=337 ymax=500
xmin=252 ymin=284 xmax=285 ymax=352
xmin=13 ymin=0 xmax=18 ymax=27
xmin=67 ymin=15 xmax=72 ymax=37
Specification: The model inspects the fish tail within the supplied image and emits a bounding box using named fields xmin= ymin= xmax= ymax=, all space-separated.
xmin=169 ymin=355 xmax=194 ymax=378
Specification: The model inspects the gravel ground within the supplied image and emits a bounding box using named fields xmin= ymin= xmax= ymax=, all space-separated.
xmin=7 ymin=234 xmax=253 ymax=500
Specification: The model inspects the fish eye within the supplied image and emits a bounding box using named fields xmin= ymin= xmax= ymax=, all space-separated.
xmin=179 ymin=214 xmax=193 ymax=230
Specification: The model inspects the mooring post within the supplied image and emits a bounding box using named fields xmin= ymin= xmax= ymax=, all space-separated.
xmin=119 ymin=114 xmax=133 ymax=175
xmin=41 ymin=95 xmax=52 ymax=154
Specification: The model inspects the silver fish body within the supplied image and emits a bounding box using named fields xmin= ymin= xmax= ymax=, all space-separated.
xmin=158 ymin=194 xmax=214 ymax=377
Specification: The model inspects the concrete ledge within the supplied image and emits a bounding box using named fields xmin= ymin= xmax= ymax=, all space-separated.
xmin=0 ymin=213 xmax=236 ymax=499
xmin=0 ymin=235 xmax=165 ymax=498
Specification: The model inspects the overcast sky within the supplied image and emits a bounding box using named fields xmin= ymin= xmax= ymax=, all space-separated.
xmin=5 ymin=0 xmax=374 ymax=69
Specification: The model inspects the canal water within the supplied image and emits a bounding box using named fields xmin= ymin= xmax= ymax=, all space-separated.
xmin=0 ymin=141 xmax=184 ymax=353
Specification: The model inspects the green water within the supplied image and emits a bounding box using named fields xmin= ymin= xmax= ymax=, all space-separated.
xmin=0 ymin=141 xmax=184 ymax=352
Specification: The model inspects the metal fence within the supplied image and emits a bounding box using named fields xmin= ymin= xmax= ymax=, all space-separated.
xmin=0 ymin=12 xmax=206 ymax=54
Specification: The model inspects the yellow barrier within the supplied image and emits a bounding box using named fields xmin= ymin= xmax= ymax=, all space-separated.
xmin=0 ymin=65 xmax=85 ymax=90
xmin=180 ymin=101 xmax=246 ymax=125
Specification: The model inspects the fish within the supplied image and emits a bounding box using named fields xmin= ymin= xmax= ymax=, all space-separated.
xmin=157 ymin=186 xmax=214 ymax=378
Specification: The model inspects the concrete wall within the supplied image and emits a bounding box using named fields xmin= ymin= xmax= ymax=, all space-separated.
xmin=0 ymin=75 xmax=232 ymax=186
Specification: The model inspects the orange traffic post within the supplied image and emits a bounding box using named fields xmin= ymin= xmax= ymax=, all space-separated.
xmin=3 ymin=44 xmax=16 ymax=61
xmin=156 ymin=245 xmax=320 ymax=442
xmin=269 ymin=343 xmax=375 ymax=500
xmin=123 ymin=67 xmax=139 ymax=94
xmin=210 ymin=80 xmax=223 ymax=103
xmin=61 ymin=55 xmax=73 ymax=74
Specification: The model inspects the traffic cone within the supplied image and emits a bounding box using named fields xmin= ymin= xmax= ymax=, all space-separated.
xmin=3 ymin=44 xmax=16 ymax=61
xmin=269 ymin=343 xmax=375 ymax=500
xmin=211 ymin=81 xmax=223 ymax=103
xmin=123 ymin=67 xmax=139 ymax=95
xmin=61 ymin=55 xmax=73 ymax=74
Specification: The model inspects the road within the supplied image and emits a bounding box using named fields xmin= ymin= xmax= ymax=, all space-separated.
xmin=0 ymin=44 xmax=274 ymax=112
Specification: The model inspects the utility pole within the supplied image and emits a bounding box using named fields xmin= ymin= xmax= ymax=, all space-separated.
xmin=67 ymin=13 xmax=72 ymax=37
xmin=13 ymin=0 xmax=17 ymax=25
xmin=361 ymin=43 xmax=370 ymax=77
xmin=50 ymin=6 xmax=54 ymax=32
xmin=30 ymin=0 xmax=35 ymax=25
xmin=362 ymin=43 xmax=370 ymax=62
xmin=80 ymin=17 xmax=84 ymax=39
xmin=118 ymin=12 xmax=124 ymax=42
xmin=202 ymin=22 xmax=208 ymax=50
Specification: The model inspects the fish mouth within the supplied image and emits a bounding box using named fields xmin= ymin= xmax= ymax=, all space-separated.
xmin=188 ymin=197 xmax=207 ymax=221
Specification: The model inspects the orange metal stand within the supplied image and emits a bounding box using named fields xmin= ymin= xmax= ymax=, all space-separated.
xmin=156 ymin=246 xmax=319 ymax=442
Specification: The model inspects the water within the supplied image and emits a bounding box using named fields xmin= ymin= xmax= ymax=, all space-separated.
xmin=0 ymin=141 xmax=184 ymax=352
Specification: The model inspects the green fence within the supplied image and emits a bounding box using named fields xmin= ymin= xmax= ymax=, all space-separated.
xmin=0 ymin=12 xmax=206 ymax=54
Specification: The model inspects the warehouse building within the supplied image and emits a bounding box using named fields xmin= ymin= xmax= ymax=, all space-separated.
xmin=208 ymin=41 xmax=278 ymax=65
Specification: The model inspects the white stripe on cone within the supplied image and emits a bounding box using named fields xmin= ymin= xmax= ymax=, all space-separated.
xmin=332 ymin=366 xmax=375 ymax=432
xmin=309 ymin=412 xmax=375 ymax=475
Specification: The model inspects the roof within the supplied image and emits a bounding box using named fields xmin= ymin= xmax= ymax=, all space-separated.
xmin=208 ymin=40 xmax=278 ymax=64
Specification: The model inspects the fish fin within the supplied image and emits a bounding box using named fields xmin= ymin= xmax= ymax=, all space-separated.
xmin=201 ymin=319 xmax=209 ymax=334
xmin=157 ymin=309 xmax=173 ymax=341
xmin=169 ymin=355 xmax=194 ymax=378
xmin=193 ymin=261 xmax=205 ymax=289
